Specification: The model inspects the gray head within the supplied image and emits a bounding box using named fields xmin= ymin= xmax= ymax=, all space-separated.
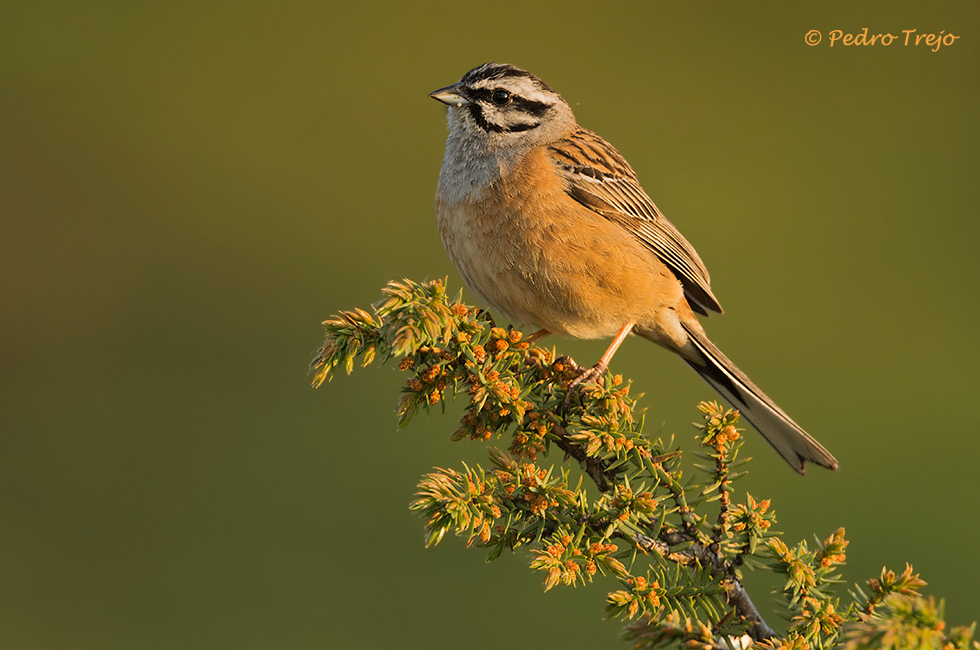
xmin=430 ymin=63 xmax=576 ymax=151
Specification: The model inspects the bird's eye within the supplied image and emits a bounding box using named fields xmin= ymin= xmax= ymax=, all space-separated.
xmin=491 ymin=89 xmax=511 ymax=106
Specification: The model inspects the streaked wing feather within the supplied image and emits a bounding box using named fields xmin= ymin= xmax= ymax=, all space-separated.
xmin=549 ymin=129 xmax=722 ymax=315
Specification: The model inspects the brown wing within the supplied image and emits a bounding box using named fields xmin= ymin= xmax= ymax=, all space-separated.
xmin=548 ymin=128 xmax=722 ymax=315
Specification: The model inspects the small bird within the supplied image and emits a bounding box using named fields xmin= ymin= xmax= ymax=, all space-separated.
xmin=429 ymin=63 xmax=837 ymax=474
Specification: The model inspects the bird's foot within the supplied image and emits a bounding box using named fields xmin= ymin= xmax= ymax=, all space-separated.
xmin=560 ymin=359 xmax=609 ymax=412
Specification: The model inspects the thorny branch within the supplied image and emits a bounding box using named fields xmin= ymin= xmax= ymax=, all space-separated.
xmin=551 ymin=421 xmax=614 ymax=492
xmin=313 ymin=280 xmax=976 ymax=650
xmin=550 ymin=421 xmax=777 ymax=643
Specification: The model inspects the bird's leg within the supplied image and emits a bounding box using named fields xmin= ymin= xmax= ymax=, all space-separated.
xmin=573 ymin=321 xmax=634 ymax=385
xmin=562 ymin=322 xmax=634 ymax=409
xmin=526 ymin=328 xmax=550 ymax=344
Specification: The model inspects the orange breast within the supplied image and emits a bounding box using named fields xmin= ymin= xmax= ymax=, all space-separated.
xmin=436 ymin=148 xmax=690 ymax=339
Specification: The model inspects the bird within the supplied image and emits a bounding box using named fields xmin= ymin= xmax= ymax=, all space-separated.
xmin=429 ymin=63 xmax=837 ymax=474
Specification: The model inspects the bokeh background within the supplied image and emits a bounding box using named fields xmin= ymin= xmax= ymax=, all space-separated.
xmin=3 ymin=1 xmax=978 ymax=647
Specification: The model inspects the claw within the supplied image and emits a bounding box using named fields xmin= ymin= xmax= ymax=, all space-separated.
xmin=561 ymin=361 xmax=608 ymax=411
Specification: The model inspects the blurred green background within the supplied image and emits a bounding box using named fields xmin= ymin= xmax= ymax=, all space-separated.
xmin=2 ymin=1 xmax=978 ymax=647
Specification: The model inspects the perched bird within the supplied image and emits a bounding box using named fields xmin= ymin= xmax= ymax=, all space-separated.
xmin=429 ymin=63 xmax=837 ymax=474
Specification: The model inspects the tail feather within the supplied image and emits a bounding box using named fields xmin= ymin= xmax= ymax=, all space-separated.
xmin=680 ymin=322 xmax=838 ymax=474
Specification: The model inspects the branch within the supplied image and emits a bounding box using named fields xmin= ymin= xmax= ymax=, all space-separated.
xmin=551 ymin=421 xmax=615 ymax=492
xmin=550 ymin=411 xmax=776 ymax=642
xmin=313 ymin=280 xmax=976 ymax=650
xmin=628 ymin=530 xmax=776 ymax=642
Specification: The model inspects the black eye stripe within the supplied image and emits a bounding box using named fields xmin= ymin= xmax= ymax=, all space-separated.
xmin=465 ymin=87 xmax=551 ymax=118
xmin=466 ymin=103 xmax=540 ymax=134
xmin=463 ymin=87 xmax=495 ymax=104
xmin=512 ymin=96 xmax=550 ymax=118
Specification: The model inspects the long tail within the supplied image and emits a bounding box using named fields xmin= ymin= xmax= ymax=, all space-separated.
xmin=679 ymin=322 xmax=838 ymax=474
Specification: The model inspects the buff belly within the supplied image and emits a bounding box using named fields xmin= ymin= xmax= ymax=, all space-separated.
xmin=436 ymin=194 xmax=684 ymax=341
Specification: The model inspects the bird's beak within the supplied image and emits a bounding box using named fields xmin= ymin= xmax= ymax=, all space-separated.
xmin=429 ymin=83 xmax=467 ymax=106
